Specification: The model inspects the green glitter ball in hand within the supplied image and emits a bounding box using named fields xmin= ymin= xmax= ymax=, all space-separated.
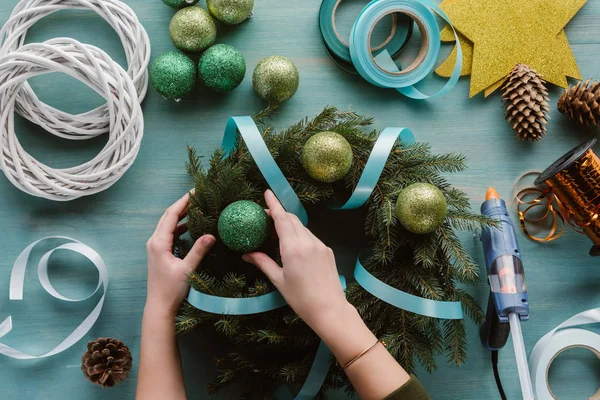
xmin=253 ymin=55 xmax=299 ymax=104
xmin=170 ymin=6 xmax=217 ymax=53
xmin=162 ymin=0 xmax=199 ymax=9
xmin=198 ymin=44 xmax=246 ymax=92
xmin=218 ymin=200 xmax=269 ymax=253
xmin=150 ymin=51 xmax=197 ymax=101
xmin=395 ymin=183 xmax=448 ymax=234
xmin=301 ymin=131 xmax=353 ymax=183
xmin=207 ymin=0 xmax=254 ymax=25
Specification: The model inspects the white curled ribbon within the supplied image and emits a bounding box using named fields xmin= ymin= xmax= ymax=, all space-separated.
xmin=0 ymin=237 xmax=108 ymax=359
xmin=529 ymin=307 xmax=600 ymax=399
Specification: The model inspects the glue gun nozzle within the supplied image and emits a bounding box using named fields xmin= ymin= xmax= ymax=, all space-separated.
xmin=486 ymin=187 xmax=500 ymax=201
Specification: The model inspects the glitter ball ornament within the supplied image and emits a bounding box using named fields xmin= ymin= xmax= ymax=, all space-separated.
xmin=162 ymin=0 xmax=199 ymax=9
xmin=301 ymin=131 xmax=353 ymax=183
xmin=150 ymin=51 xmax=197 ymax=101
xmin=170 ymin=6 xmax=217 ymax=53
xmin=395 ymin=183 xmax=447 ymax=234
xmin=253 ymin=56 xmax=299 ymax=104
xmin=198 ymin=44 xmax=246 ymax=92
xmin=207 ymin=0 xmax=254 ymax=25
xmin=218 ymin=200 xmax=269 ymax=253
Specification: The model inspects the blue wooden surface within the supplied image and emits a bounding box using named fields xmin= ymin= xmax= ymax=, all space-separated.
xmin=0 ymin=0 xmax=599 ymax=399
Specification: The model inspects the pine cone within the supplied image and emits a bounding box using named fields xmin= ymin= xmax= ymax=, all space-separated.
xmin=558 ymin=79 xmax=600 ymax=127
xmin=81 ymin=337 xmax=132 ymax=387
xmin=501 ymin=64 xmax=550 ymax=141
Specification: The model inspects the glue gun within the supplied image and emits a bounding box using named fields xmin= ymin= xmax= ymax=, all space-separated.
xmin=480 ymin=187 xmax=534 ymax=400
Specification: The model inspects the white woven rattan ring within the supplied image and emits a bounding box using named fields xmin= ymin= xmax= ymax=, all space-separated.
xmin=0 ymin=38 xmax=144 ymax=201
xmin=0 ymin=0 xmax=150 ymax=140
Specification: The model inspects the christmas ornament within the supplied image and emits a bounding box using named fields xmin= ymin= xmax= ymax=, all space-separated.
xmin=0 ymin=0 xmax=150 ymax=139
xmin=252 ymin=55 xmax=299 ymax=104
xmin=440 ymin=0 xmax=585 ymax=97
xmin=558 ymin=79 xmax=600 ymax=127
xmin=395 ymin=183 xmax=448 ymax=234
xmin=207 ymin=0 xmax=254 ymax=25
xmin=162 ymin=0 xmax=199 ymax=9
xmin=198 ymin=44 xmax=246 ymax=92
xmin=502 ymin=64 xmax=550 ymax=141
xmin=170 ymin=6 xmax=217 ymax=53
xmin=150 ymin=51 xmax=197 ymax=101
xmin=301 ymin=131 xmax=353 ymax=183
xmin=218 ymin=200 xmax=269 ymax=252
xmin=81 ymin=337 xmax=132 ymax=388
xmin=0 ymin=39 xmax=143 ymax=201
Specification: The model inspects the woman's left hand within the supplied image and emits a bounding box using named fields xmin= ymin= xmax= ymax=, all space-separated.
xmin=145 ymin=192 xmax=216 ymax=317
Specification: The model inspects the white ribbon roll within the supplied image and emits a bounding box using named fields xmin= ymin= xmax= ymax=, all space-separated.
xmin=0 ymin=237 xmax=108 ymax=359
xmin=529 ymin=308 xmax=600 ymax=399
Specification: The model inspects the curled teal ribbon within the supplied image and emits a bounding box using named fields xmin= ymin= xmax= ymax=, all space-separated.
xmin=318 ymin=0 xmax=413 ymax=73
xmin=187 ymin=116 xmax=464 ymax=398
xmin=319 ymin=0 xmax=462 ymax=99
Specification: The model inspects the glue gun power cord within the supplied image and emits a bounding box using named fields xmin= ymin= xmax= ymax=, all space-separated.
xmin=492 ymin=350 xmax=507 ymax=400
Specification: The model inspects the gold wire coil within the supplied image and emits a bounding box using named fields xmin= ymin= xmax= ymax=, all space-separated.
xmin=515 ymin=139 xmax=600 ymax=256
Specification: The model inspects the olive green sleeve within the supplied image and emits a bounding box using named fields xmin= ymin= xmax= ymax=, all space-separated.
xmin=383 ymin=375 xmax=431 ymax=400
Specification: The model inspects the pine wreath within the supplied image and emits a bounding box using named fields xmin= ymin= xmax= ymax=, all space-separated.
xmin=176 ymin=107 xmax=492 ymax=399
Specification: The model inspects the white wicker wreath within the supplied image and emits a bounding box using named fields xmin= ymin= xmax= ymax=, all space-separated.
xmin=0 ymin=0 xmax=150 ymax=140
xmin=0 ymin=39 xmax=144 ymax=201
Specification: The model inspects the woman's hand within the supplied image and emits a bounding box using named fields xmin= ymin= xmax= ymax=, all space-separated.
xmin=145 ymin=192 xmax=216 ymax=318
xmin=242 ymin=190 xmax=349 ymax=330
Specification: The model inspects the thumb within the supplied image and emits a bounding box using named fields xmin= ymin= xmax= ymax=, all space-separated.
xmin=184 ymin=235 xmax=216 ymax=269
xmin=242 ymin=252 xmax=283 ymax=287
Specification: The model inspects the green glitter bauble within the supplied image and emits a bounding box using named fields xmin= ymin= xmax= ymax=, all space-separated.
xmin=252 ymin=55 xmax=299 ymax=104
xmin=218 ymin=200 xmax=269 ymax=253
xmin=162 ymin=0 xmax=199 ymax=9
xmin=301 ymin=131 xmax=353 ymax=183
xmin=170 ymin=6 xmax=217 ymax=53
xmin=207 ymin=0 xmax=254 ymax=25
xmin=150 ymin=51 xmax=197 ymax=101
xmin=395 ymin=183 xmax=448 ymax=234
xmin=198 ymin=44 xmax=246 ymax=92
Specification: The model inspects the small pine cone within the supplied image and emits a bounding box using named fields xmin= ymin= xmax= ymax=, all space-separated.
xmin=81 ymin=337 xmax=132 ymax=388
xmin=501 ymin=64 xmax=550 ymax=141
xmin=557 ymin=79 xmax=600 ymax=127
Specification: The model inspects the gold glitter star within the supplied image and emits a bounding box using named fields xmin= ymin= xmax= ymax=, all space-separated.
xmin=439 ymin=0 xmax=586 ymax=97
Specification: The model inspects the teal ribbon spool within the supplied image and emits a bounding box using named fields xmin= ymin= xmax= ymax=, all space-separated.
xmin=318 ymin=0 xmax=413 ymax=73
xmin=320 ymin=0 xmax=463 ymax=99
xmin=186 ymin=116 xmax=464 ymax=398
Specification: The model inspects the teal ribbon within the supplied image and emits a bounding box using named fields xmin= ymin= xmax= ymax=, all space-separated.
xmin=318 ymin=0 xmax=413 ymax=73
xmin=222 ymin=116 xmax=308 ymax=225
xmin=187 ymin=116 xmax=464 ymax=399
xmin=319 ymin=0 xmax=462 ymax=99
xmin=336 ymin=127 xmax=414 ymax=209
xmin=354 ymin=258 xmax=463 ymax=319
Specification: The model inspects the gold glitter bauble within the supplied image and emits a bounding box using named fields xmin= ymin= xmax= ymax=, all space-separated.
xmin=301 ymin=131 xmax=353 ymax=183
xmin=207 ymin=0 xmax=254 ymax=25
xmin=252 ymin=56 xmax=299 ymax=104
xmin=169 ymin=6 xmax=217 ymax=53
xmin=395 ymin=183 xmax=447 ymax=234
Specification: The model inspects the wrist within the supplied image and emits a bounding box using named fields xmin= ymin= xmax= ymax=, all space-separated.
xmin=144 ymin=299 xmax=178 ymax=322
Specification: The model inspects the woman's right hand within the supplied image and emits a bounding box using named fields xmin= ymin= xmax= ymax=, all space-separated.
xmin=242 ymin=189 xmax=350 ymax=331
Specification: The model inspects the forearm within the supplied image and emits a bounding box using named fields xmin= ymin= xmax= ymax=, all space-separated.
xmin=136 ymin=305 xmax=187 ymax=400
xmin=311 ymin=304 xmax=410 ymax=400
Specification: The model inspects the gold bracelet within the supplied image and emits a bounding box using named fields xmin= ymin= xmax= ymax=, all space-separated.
xmin=342 ymin=339 xmax=382 ymax=370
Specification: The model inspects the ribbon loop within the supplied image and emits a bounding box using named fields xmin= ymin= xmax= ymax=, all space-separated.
xmin=346 ymin=0 xmax=462 ymax=99
xmin=1 ymin=237 xmax=108 ymax=360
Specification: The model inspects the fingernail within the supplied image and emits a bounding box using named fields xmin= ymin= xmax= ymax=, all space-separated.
xmin=202 ymin=236 xmax=215 ymax=246
xmin=265 ymin=189 xmax=273 ymax=197
xmin=242 ymin=254 xmax=251 ymax=263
